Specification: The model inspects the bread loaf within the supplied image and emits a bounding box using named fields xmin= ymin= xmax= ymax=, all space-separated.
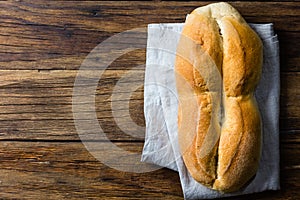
xmin=175 ymin=2 xmax=263 ymax=192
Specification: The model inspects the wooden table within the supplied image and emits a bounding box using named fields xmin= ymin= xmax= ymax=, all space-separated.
xmin=0 ymin=1 xmax=299 ymax=199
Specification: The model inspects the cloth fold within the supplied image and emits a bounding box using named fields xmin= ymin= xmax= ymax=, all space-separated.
xmin=142 ymin=23 xmax=280 ymax=199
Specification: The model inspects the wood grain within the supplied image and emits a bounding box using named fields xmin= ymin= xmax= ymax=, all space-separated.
xmin=0 ymin=1 xmax=299 ymax=71
xmin=0 ymin=141 xmax=183 ymax=199
xmin=0 ymin=70 xmax=297 ymax=140
xmin=0 ymin=0 xmax=299 ymax=199
xmin=0 ymin=134 xmax=298 ymax=199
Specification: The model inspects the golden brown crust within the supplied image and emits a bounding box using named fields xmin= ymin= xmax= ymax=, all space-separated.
xmin=214 ymin=96 xmax=262 ymax=192
xmin=175 ymin=13 xmax=223 ymax=94
xmin=221 ymin=16 xmax=263 ymax=97
xmin=178 ymin=94 xmax=219 ymax=186
xmin=175 ymin=9 xmax=223 ymax=187
xmin=175 ymin=2 xmax=263 ymax=192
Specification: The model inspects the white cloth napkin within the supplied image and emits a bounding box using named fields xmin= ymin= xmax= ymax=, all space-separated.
xmin=141 ymin=22 xmax=280 ymax=199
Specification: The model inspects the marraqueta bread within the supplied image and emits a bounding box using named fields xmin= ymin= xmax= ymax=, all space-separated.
xmin=175 ymin=2 xmax=263 ymax=192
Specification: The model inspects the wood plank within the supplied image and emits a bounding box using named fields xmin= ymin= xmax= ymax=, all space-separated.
xmin=0 ymin=141 xmax=183 ymax=199
xmin=278 ymin=31 xmax=300 ymax=72
xmin=0 ymin=70 xmax=297 ymax=140
xmin=0 ymin=1 xmax=299 ymax=72
xmin=0 ymin=32 xmax=298 ymax=72
xmin=0 ymin=136 xmax=298 ymax=199
xmin=280 ymin=71 xmax=300 ymax=130
xmin=0 ymin=1 xmax=299 ymax=199
xmin=0 ymin=1 xmax=297 ymax=32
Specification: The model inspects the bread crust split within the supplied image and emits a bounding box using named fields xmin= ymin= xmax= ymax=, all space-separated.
xmin=175 ymin=2 xmax=263 ymax=192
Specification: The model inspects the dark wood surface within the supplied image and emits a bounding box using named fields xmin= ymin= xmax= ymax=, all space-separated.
xmin=0 ymin=1 xmax=299 ymax=199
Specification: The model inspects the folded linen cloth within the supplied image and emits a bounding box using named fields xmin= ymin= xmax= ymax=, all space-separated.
xmin=141 ymin=22 xmax=280 ymax=199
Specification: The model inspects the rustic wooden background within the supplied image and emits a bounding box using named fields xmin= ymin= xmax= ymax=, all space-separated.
xmin=0 ymin=0 xmax=299 ymax=199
